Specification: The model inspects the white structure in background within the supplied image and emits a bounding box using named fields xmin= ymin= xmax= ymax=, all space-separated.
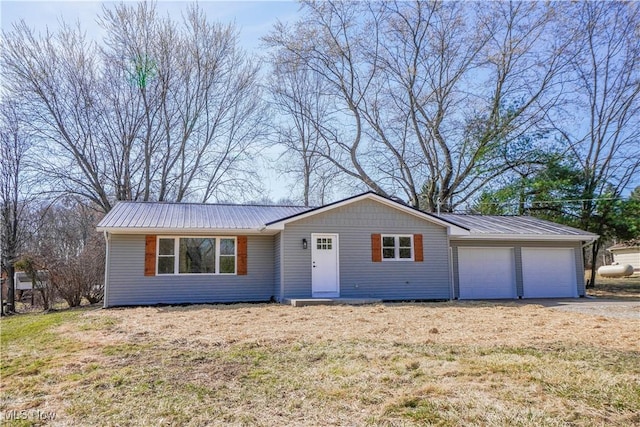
xmin=607 ymin=239 xmax=640 ymax=273
xmin=13 ymin=270 xmax=49 ymax=291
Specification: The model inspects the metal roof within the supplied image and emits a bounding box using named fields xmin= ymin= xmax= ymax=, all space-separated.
xmin=97 ymin=201 xmax=311 ymax=232
xmin=96 ymin=197 xmax=597 ymax=241
xmin=437 ymin=214 xmax=597 ymax=238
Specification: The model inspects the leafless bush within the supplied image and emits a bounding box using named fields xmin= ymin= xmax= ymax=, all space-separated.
xmin=50 ymin=234 xmax=105 ymax=307
xmin=21 ymin=199 xmax=105 ymax=308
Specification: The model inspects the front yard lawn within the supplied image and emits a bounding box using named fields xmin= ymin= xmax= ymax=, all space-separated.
xmin=1 ymin=302 xmax=639 ymax=426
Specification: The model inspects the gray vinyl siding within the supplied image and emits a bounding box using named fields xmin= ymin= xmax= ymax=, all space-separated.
xmin=105 ymin=234 xmax=275 ymax=307
xmin=281 ymin=199 xmax=452 ymax=300
xmin=273 ymin=233 xmax=282 ymax=301
xmin=450 ymin=240 xmax=586 ymax=298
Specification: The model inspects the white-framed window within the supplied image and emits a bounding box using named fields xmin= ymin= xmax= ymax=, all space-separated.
xmin=157 ymin=237 xmax=236 ymax=275
xmin=382 ymin=235 xmax=413 ymax=260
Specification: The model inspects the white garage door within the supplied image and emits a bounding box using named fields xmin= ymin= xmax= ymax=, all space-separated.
xmin=458 ymin=247 xmax=516 ymax=299
xmin=522 ymin=248 xmax=577 ymax=298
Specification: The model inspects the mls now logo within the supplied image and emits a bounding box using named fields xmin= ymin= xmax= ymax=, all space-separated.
xmin=3 ymin=409 xmax=57 ymax=421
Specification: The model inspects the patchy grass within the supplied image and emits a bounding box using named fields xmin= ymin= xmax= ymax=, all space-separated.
xmin=0 ymin=309 xmax=90 ymax=378
xmin=1 ymin=302 xmax=639 ymax=426
xmin=588 ymin=275 xmax=640 ymax=299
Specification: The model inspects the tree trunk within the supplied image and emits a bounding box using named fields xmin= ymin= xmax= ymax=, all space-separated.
xmin=6 ymin=264 xmax=15 ymax=313
xmin=587 ymin=240 xmax=600 ymax=289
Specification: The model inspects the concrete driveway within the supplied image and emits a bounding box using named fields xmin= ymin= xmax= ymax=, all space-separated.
xmin=518 ymin=298 xmax=640 ymax=320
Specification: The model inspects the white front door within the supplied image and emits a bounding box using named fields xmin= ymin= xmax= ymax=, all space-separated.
xmin=311 ymin=233 xmax=339 ymax=297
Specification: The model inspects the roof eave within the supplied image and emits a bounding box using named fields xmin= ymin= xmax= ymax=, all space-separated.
xmin=450 ymin=233 xmax=599 ymax=241
xmin=608 ymin=245 xmax=640 ymax=251
xmin=96 ymin=226 xmax=278 ymax=235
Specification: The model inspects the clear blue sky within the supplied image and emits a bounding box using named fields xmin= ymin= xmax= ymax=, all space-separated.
xmin=1 ymin=0 xmax=303 ymax=202
xmin=1 ymin=1 xmax=301 ymax=52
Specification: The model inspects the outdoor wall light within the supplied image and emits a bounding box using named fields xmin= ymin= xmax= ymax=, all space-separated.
xmin=302 ymin=238 xmax=308 ymax=249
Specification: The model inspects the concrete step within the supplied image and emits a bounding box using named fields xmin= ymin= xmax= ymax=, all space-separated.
xmin=284 ymin=298 xmax=382 ymax=307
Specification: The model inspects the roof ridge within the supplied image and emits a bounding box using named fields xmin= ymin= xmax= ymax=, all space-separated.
xmin=113 ymin=200 xmax=312 ymax=209
xmin=441 ymin=213 xmax=544 ymax=218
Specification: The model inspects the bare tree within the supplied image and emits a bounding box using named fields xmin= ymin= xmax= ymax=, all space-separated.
xmin=2 ymin=2 xmax=268 ymax=213
xmin=265 ymin=1 xmax=389 ymax=202
xmin=0 ymin=100 xmax=33 ymax=314
xmin=2 ymin=21 xmax=111 ymax=210
xmin=267 ymin=47 xmax=343 ymax=206
xmin=382 ymin=1 xmax=569 ymax=210
xmin=265 ymin=1 xmax=568 ymax=210
xmin=555 ymin=2 xmax=640 ymax=286
xmin=99 ymin=3 xmax=269 ymax=204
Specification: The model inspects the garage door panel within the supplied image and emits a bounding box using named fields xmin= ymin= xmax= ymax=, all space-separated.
xmin=458 ymin=247 xmax=516 ymax=299
xmin=522 ymin=248 xmax=577 ymax=298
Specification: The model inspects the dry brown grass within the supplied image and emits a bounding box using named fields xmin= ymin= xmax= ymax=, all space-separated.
xmin=68 ymin=302 xmax=640 ymax=351
xmin=2 ymin=302 xmax=639 ymax=426
xmin=587 ymin=274 xmax=640 ymax=299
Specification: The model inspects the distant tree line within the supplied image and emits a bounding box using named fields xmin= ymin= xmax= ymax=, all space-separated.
xmin=1 ymin=1 xmax=639 ymax=310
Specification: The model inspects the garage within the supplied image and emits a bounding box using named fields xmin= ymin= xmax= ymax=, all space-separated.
xmin=440 ymin=213 xmax=596 ymax=300
xmin=458 ymin=247 xmax=516 ymax=299
xmin=522 ymin=248 xmax=577 ymax=298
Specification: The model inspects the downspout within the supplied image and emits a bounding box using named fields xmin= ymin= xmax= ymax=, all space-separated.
xmin=448 ymin=245 xmax=455 ymax=301
xmin=447 ymin=229 xmax=455 ymax=301
xmin=279 ymin=231 xmax=285 ymax=303
xmin=103 ymin=231 xmax=111 ymax=308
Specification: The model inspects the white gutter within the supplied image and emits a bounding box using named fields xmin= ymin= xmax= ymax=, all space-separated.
xmin=582 ymin=235 xmax=600 ymax=248
xmin=95 ymin=227 xmax=275 ymax=235
xmin=451 ymin=234 xmax=597 ymax=242
xmin=102 ymin=231 xmax=110 ymax=309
